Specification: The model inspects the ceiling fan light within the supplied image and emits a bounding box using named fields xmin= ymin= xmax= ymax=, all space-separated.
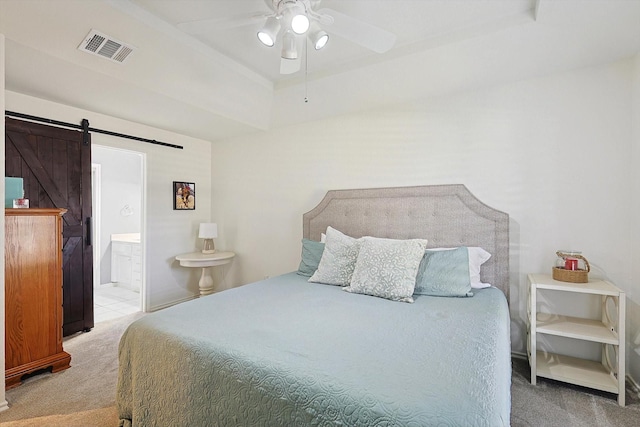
xmin=309 ymin=27 xmax=329 ymax=50
xmin=291 ymin=14 xmax=309 ymax=34
xmin=257 ymin=32 xmax=274 ymax=47
xmin=315 ymin=33 xmax=329 ymax=50
xmin=281 ymin=30 xmax=297 ymax=60
xmin=257 ymin=16 xmax=280 ymax=47
xmin=284 ymin=2 xmax=309 ymax=35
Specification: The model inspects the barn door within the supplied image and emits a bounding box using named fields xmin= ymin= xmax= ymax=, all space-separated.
xmin=5 ymin=117 xmax=94 ymax=336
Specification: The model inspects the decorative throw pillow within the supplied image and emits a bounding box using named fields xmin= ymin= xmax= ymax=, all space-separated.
xmin=308 ymin=227 xmax=361 ymax=286
xmin=414 ymin=246 xmax=473 ymax=297
xmin=344 ymin=236 xmax=428 ymax=303
xmin=429 ymin=247 xmax=492 ymax=289
xmin=296 ymin=239 xmax=325 ymax=277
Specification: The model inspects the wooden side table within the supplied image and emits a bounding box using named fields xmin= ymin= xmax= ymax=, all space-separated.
xmin=175 ymin=251 xmax=235 ymax=296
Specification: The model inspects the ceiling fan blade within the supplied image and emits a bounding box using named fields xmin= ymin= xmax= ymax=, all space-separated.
xmin=280 ymin=56 xmax=301 ymax=75
xmin=316 ymin=8 xmax=396 ymax=53
xmin=177 ymin=13 xmax=267 ymax=34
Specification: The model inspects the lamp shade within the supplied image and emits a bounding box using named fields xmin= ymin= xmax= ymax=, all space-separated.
xmin=281 ymin=30 xmax=297 ymax=60
xmin=309 ymin=23 xmax=328 ymax=50
xmin=257 ymin=16 xmax=280 ymax=47
xmin=198 ymin=223 xmax=218 ymax=239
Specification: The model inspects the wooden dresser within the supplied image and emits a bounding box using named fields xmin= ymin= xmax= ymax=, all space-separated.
xmin=5 ymin=208 xmax=71 ymax=389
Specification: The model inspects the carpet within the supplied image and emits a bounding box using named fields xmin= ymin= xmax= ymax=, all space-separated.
xmin=510 ymin=357 xmax=640 ymax=427
xmin=0 ymin=407 xmax=116 ymax=427
xmin=0 ymin=312 xmax=144 ymax=425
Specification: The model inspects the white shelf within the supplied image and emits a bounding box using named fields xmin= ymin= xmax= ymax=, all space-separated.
xmin=536 ymin=313 xmax=618 ymax=344
xmin=527 ymin=274 xmax=625 ymax=406
xmin=528 ymin=273 xmax=620 ymax=296
xmin=536 ymin=351 xmax=618 ymax=394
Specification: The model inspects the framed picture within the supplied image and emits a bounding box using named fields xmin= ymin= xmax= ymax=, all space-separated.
xmin=173 ymin=181 xmax=195 ymax=210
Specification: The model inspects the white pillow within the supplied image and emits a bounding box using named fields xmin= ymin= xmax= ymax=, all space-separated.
xmin=308 ymin=227 xmax=360 ymax=286
xmin=345 ymin=236 xmax=428 ymax=303
xmin=429 ymin=247 xmax=491 ymax=289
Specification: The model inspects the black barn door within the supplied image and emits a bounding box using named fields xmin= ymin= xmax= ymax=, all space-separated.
xmin=5 ymin=117 xmax=94 ymax=336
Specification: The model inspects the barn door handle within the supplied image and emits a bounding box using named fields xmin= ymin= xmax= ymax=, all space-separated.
xmin=86 ymin=217 xmax=92 ymax=246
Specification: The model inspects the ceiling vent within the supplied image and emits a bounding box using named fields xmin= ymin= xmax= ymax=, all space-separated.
xmin=78 ymin=30 xmax=134 ymax=63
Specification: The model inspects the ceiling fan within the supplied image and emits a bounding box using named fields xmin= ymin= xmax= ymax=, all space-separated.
xmin=176 ymin=0 xmax=396 ymax=75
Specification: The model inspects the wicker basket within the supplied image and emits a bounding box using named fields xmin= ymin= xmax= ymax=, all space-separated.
xmin=552 ymin=251 xmax=590 ymax=283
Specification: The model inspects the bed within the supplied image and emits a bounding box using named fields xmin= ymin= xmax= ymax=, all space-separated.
xmin=117 ymin=184 xmax=511 ymax=426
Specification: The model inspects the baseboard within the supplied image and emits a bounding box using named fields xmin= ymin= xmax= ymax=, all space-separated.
xmin=627 ymin=374 xmax=640 ymax=398
xmin=511 ymin=351 xmax=527 ymax=360
xmin=148 ymin=295 xmax=196 ymax=312
xmin=0 ymin=399 xmax=9 ymax=412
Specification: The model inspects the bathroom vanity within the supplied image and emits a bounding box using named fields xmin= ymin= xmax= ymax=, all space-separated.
xmin=110 ymin=233 xmax=141 ymax=292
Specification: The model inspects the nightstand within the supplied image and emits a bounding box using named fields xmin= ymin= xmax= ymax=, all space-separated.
xmin=527 ymin=273 xmax=625 ymax=406
xmin=175 ymin=251 xmax=235 ymax=296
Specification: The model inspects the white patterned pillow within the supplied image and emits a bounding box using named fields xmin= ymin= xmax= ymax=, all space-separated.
xmin=308 ymin=227 xmax=361 ymax=286
xmin=344 ymin=236 xmax=428 ymax=303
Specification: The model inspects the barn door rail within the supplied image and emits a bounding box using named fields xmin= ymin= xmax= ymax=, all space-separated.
xmin=5 ymin=111 xmax=183 ymax=150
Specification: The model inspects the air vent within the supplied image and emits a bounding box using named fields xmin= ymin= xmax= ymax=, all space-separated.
xmin=78 ymin=30 xmax=134 ymax=64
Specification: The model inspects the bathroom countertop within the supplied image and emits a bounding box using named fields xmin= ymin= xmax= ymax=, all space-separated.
xmin=111 ymin=233 xmax=140 ymax=243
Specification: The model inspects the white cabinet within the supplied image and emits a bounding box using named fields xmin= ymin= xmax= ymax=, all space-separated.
xmin=527 ymin=274 xmax=625 ymax=406
xmin=111 ymin=234 xmax=141 ymax=292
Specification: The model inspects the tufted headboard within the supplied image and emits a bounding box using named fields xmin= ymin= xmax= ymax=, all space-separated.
xmin=303 ymin=184 xmax=509 ymax=301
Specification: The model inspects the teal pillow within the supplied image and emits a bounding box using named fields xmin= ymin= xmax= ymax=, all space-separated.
xmin=297 ymin=239 xmax=325 ymax=277
xmin=414 ymin=247 xmax=473 ymax=297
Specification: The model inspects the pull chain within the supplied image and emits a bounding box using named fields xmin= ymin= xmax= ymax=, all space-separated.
xmin=304 ymin=36 xmax=309 ymax=103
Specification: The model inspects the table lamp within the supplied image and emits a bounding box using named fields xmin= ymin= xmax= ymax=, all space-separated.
xmin=198 ymin=223 xmax=218 ymax=254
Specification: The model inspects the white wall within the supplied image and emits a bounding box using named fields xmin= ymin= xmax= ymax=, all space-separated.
xmin=631 ymin=53 xmax=640 ymax=384
xmin=0 ymin=32 xmax=9 ymax=411
xmin=92 ymin=145 xmax=142 ymax=285
xmin=5 ymin=91 xmax=214 ymax=311
xmin=211 ymin=58 xmax=639 ymax=382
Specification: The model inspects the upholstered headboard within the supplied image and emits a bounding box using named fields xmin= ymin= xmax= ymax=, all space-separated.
xmin=303 ymin=184 xmax=509 ymax=301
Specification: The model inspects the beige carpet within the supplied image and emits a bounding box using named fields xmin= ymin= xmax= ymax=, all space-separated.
xmin=510 ymin=357 xmax=640 ymax=427
xmin=0 ymin=407 xmax=116 ymax=427
xmin=0 ymin=310 xmax=638 ymax=426
xmin=0 ymin=312 xmax=144 ymax=426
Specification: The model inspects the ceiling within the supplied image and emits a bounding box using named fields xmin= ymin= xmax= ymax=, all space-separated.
xmin=1 ymin=0 xmax=640 ymax=142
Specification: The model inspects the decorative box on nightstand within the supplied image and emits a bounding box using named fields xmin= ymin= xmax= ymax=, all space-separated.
xmin=527 ymin=273 xmax=626 ymax=406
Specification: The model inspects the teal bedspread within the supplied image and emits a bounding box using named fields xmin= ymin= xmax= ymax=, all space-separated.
xmin=117 ymin=272 xmax=511 ymax=426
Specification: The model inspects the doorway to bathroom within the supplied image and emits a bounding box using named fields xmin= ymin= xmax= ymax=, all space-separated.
xmin=91 ymin=145 xmax=145 ymax=323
